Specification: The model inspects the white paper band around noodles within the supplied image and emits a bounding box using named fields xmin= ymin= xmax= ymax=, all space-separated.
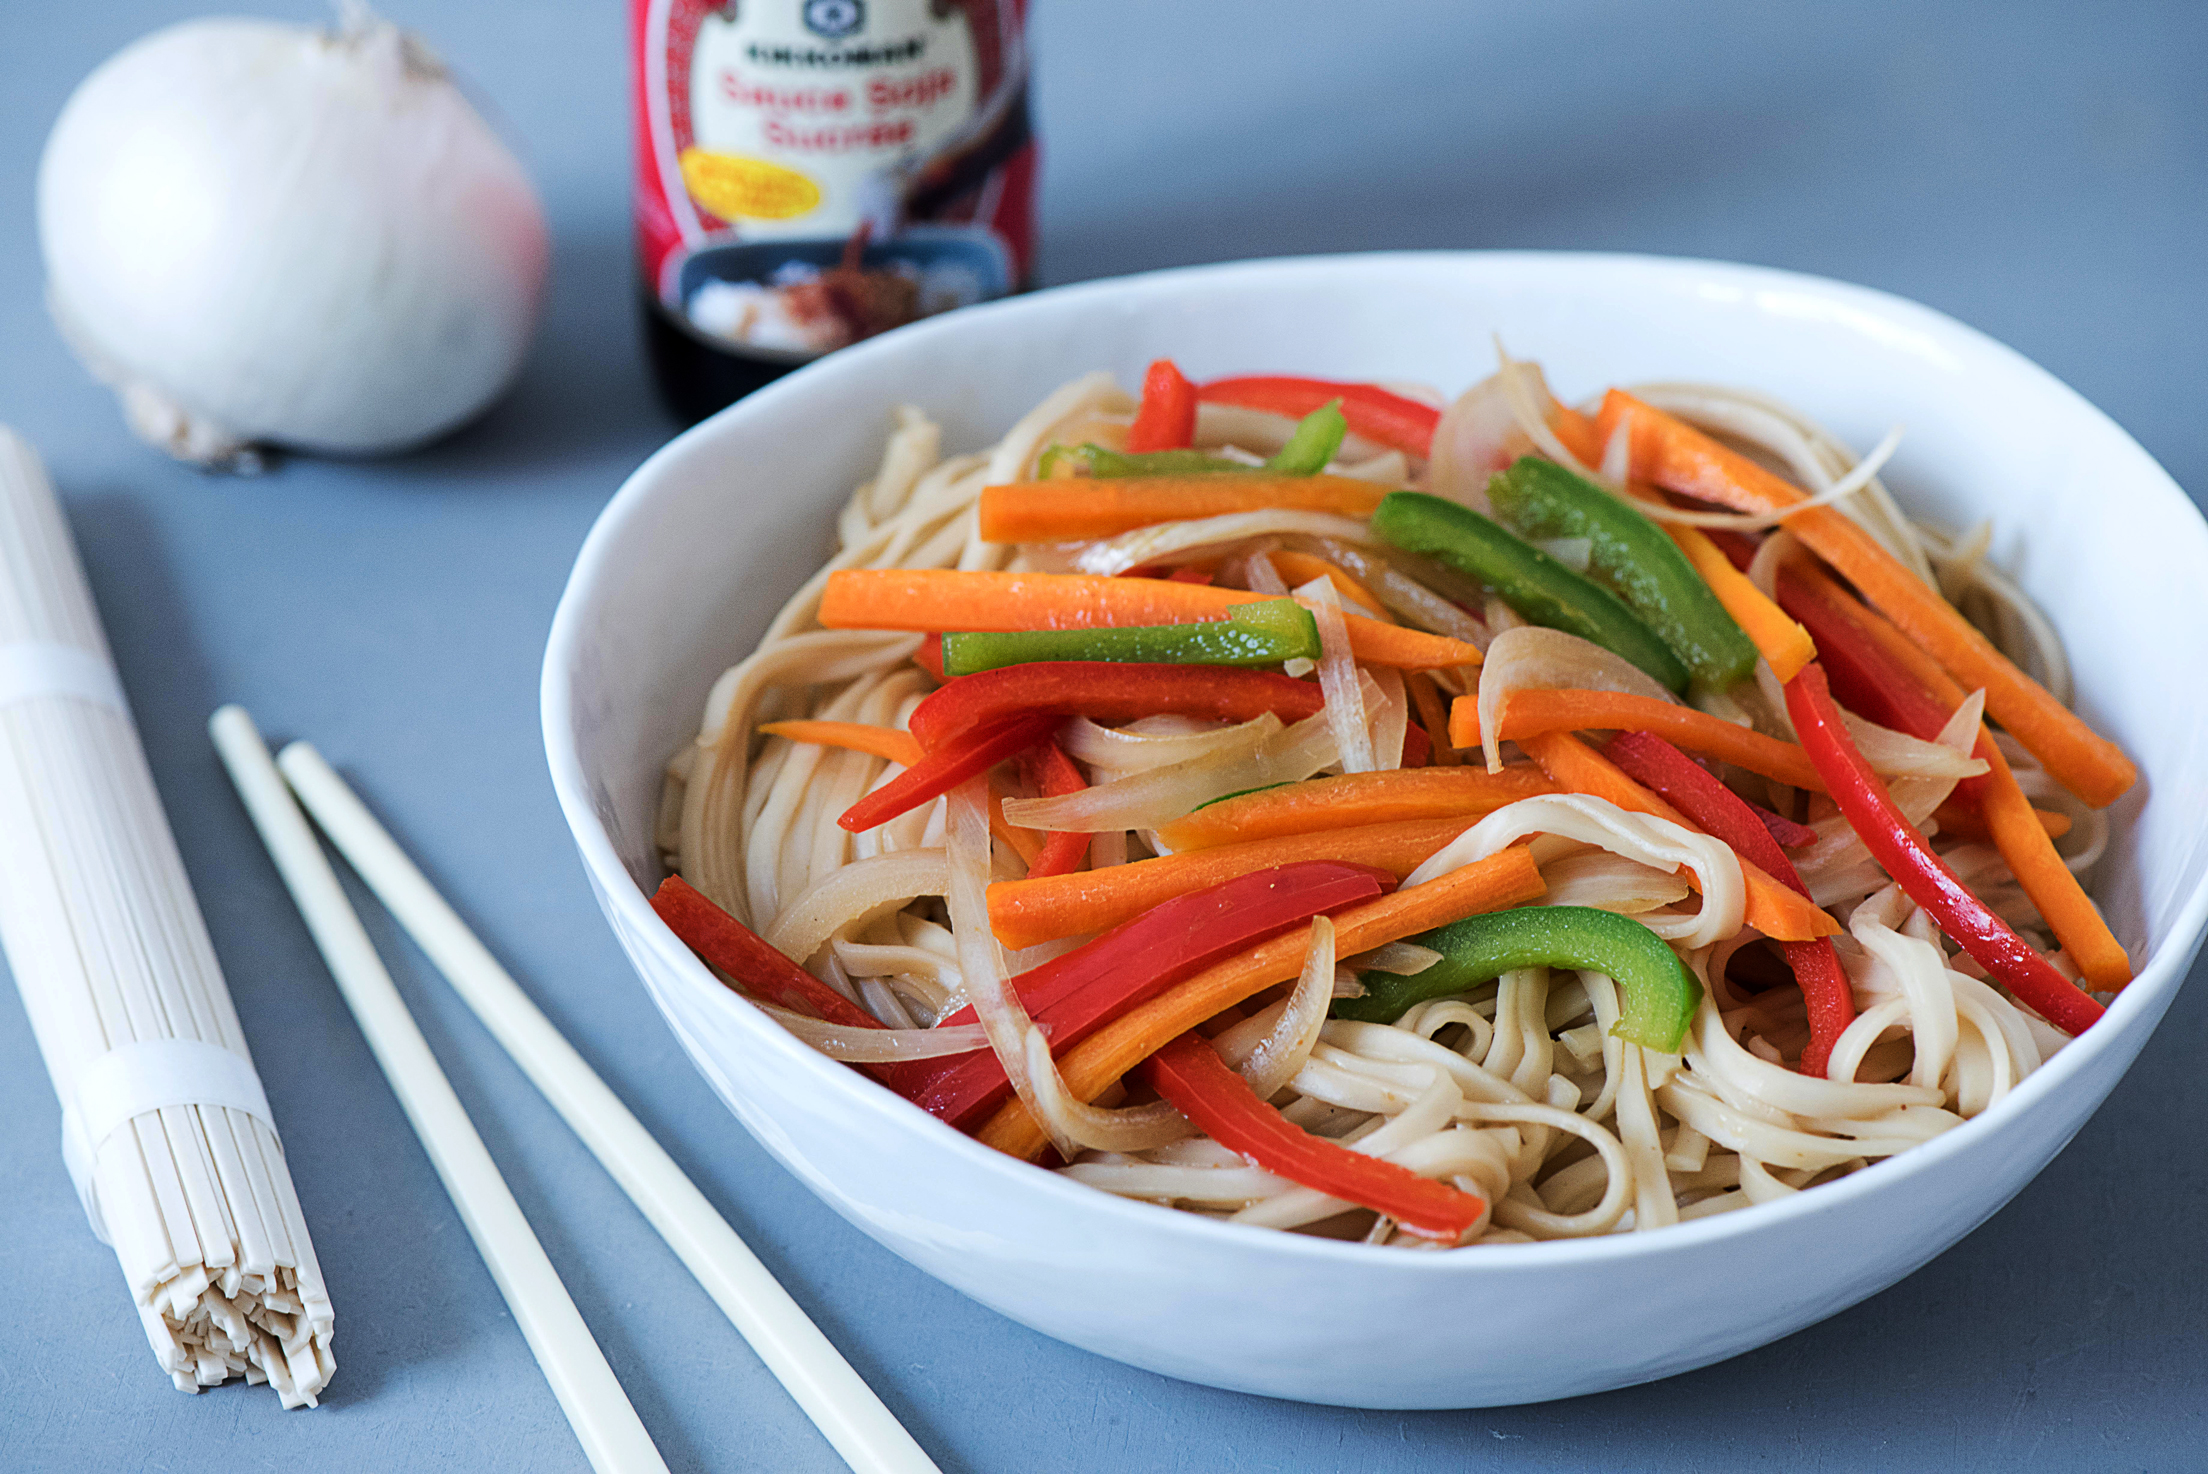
xmin=60 ymin=1039 xmax=276 ymax=1246
xmin=0 ymin=639 xmax=128 ymax=713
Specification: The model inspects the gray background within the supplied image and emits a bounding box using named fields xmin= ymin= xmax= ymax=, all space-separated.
xmin=3 ymin=2 xmax=2203 ymax=1469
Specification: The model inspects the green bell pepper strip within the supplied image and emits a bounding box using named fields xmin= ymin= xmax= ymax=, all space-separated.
xmin=1037 ymin=443 xmax=1247 ymax=478
xmin=1370 ymin=492 xmax=1690 ymax=692
xmin=939 ymin=600 xmax=1320 ymax=676
xmin=1035 ymin=400 xmax=1350 ymax=480
xmin=1331 ymin=904 xmax=1703 ymax=1052
xmin=1260 ymin=399 xmax=1348 ymax=474
xmin=1488 ymin=457 xmax=1759 ymax=690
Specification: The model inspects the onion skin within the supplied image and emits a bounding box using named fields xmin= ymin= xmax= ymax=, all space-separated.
xmin=38 ymin=15 xmax=548 ymax=466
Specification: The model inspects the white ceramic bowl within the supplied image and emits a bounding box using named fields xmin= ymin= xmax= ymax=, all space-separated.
xmin=543 ymin=252 xmax=2208 ymax=1409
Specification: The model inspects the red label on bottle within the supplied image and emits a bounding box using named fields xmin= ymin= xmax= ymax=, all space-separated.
xmin=634 ymin=0 xmax=1034 ymax=361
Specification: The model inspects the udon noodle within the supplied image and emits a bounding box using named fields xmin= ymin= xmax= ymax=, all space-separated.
xmin=659 ymin=361 xmax=2123 ymax=1247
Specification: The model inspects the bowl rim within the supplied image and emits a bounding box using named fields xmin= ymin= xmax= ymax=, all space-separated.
xmin=544 ymin=247 xmax=2208 ymax=1274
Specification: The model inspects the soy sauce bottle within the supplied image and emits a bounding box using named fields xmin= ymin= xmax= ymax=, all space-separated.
xmin=633 ymin=0 xmax=1038 ymax=422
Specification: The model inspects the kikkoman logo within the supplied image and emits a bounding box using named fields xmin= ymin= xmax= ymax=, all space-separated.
xmin=803 ymin=0 xmax=865 ymax=39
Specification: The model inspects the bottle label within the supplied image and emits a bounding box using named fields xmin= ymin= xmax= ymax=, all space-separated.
xmin=634 ymin=0 xmax=1034 ymax=360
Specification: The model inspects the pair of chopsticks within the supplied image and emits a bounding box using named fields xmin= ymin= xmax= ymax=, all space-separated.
xmin=210 ymin=706 xmax=939 ymax=1474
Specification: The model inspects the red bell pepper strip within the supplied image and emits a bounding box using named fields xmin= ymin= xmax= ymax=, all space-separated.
xmin=652 ymin=875 xmax=883 ymax=1029
xmin=838 ymin=711 xmax=1060 ymax=833
xmin=1141 ymin=1032 xmax=1486 ymax=1240
xmin=1751 ymin=801 xmax=1820 ymax=850
xmin=1018 ymin=740 xmax=1092 ymax=878
xmin=906 ymin=661 xmax=1323 ymax=751
xmin=1605 ymin=731 xmax=1854 ymax=1075
xmin=1197 ymin=375 xmax=1441 ymax=459
xmin=1783 ymin=664 xmax=2104 ymax=1036
xmin=913 ymin=632 xmax=946 ymax=682
xmin=1126 ymin=359 xmax=1199 ymax=452
xmin=910 ymin=861 xmax=1390 ymax=1126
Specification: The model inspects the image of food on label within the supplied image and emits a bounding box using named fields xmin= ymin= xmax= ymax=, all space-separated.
xmin=684 ymin=0 xmax=981 ymax=239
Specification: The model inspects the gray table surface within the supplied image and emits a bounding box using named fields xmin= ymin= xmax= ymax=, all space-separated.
xmin=4 ymin=2 xmax=2203 ymax=1469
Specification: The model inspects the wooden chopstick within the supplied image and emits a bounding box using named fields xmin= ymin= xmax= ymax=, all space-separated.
xmin=272 ymin=739 xmax=942 ymax=1474
xmin=210 ymin=706 xmax=668 ymax=1474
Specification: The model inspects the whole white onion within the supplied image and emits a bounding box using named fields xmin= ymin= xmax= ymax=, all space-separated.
xmin=37 ymin=10 xmax=548 ymax=468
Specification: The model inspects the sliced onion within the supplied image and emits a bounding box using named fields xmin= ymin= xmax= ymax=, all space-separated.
xmin=946 ymin=781 xmax=1066 ymax=1155
xmin=1299 ymin=575 xmax=1373 ymax=773
xmin=1242 ymin=549 xmax=1291 ymax=596
xmin=1006 ymin=711 xmax=1338 ymax=832
xmin=1299 ymin=537 xmax=1492 ymax=651
xmin=1367 ymin=666 xmax=1408 ymax=773
xmin=1428 ymin=369 xmax=1535 ymax=510
xmin=763 ymin=1006 xmax=996 ymax=1062
xmin=764 ymin=847 xmax=948 ymax=963
xmin=1214 ymin=916 xmax=1337 ymax=1103
xmin=1493 ymin=345 xmax=1598 ymax=478
xmin=1476 ymin=626 xmax=1678 ymax=773
xmin=1072 ymin=510 xmax=1376 ymax=576
xmin=1535 ymin=850 xmax=1693 ymax=914
xmin=1059 ymin=712 xmax=1252 ymax=773
xmin=1021 ymin=1031 xmax=1192 ymax=1153
xmin=1844 ymin=708 xmax=1989 ymax=780
xmin=1335 ymin=450 xmax=1412 ymax=485
xmin=1356 ymin=941 xmax=1445 ymax=975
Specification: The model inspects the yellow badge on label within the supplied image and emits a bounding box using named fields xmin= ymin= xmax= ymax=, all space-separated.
xmin=679 ymin=149 xmax=822 ymax=221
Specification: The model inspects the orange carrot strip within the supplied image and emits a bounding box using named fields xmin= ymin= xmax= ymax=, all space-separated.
xmin=1267 ymin=550 xmax=1391 ymax=619
xmin=1550 ymin=406 xmax=1605 ymax=465
xmin=1598 ymin=390 xmax=2135 ymax=808
xmin=1155 ymin=768 xmax=1555 ymax=853
xmin=1977 ymin=737 xmax=2131 ymax=987
xmin=975 ymin=847 xmax=1547 ymax=1160
xmin=759 ymin=719 xmax=924 ymax=767
xmin=1463 ymin=689 xmax=1827 ymax=794
xmin=1521 ymin=730 xmax=1839 ymax=940
xmin=987 ymin=778 xmax=1046 ymax=868
xmin=1782 ymin=563 xmax=2129 ymax=986
xmin=818 ymin=569 xmax=1482 ymax=670
xmin=978 ymin=474 xmax=1387 ymax=544
xmin=1403 ymin=670 xmax=1461 ymax=767
xmin=985 ymin=817 xmax=1478 ymax=950
xmin=1932 ymin=799 xmax=2069 ymax=842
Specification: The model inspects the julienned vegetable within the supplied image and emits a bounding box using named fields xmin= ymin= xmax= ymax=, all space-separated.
xmin=38 ymin=12 xmax=546 ymax=467
xmin=1783 ymin=664 xmax=2105 ymax=1035
xmin=978 ymin=474 xmax=1387 ymax=543
xmin=941 ymin=601 xmax=1319 ymax=674
xmin=1333 ymin=905 xmax=1703 ymax=1052
xmin=1126 ymin=359 xmax=1198 ymax=452
xmin=1142 ymin=1033 xmax=1488 ymax=1240
xmin=1371 ymin=491 xmax=1690 ymax=691
xmin=839 ymin=712 xmax=1061 ymax=833
xmin=1487 ymin=457 xmax=1760 ymax=690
